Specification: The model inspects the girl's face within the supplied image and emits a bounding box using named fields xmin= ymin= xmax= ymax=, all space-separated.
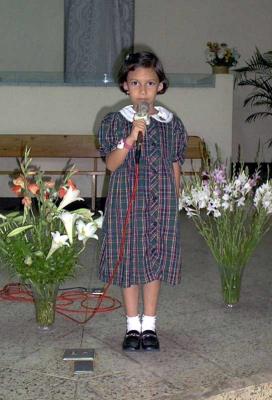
xmin=123 ymin=67 xmax=163 ymax=112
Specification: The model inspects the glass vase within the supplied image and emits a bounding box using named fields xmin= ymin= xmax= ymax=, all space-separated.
xmin=31 ymin=282 xmax=59 ymax=331
xmin=219 ymin=265 xmax=244 ymax=308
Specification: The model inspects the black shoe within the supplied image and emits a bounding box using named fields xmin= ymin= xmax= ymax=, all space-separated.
xmin=122 ymin=330 xmax=141 ymax=351
xmin=141 ymin=330 xmax=160 ymax=351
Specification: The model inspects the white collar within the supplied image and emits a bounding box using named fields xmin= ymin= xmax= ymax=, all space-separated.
xmin=119 ymin=105 xmax=173 ymax=123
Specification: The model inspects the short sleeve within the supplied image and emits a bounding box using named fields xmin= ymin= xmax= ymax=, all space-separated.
xmin=172 ymin=116 xmax=188 ymax=166
xmin=98 ymin=112 xmax=125 ymax=157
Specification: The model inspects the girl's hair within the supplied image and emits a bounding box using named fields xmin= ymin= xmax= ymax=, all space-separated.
xmin=118 ymin=51 xmax=169 ymax=95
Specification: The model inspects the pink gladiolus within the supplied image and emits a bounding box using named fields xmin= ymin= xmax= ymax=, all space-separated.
xmin=28 ymin=183 xmax=40 ymax=195
xmin=22 ymin=196 xmax=32 ymax=207
xmin=11 ymin=185 xmax=22 ymax=195
xmin=13 ymin=176 xmax=25 ymax=188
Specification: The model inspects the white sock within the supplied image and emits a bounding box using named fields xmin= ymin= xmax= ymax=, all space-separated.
xmin=126 ymin=315 xmax=141 ymax=332
xmin=141 ymin=315 xmax=156 ymax=332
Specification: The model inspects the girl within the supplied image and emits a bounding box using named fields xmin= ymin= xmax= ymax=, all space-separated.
xmin=98 ymin=52 xmax=187 ymax=351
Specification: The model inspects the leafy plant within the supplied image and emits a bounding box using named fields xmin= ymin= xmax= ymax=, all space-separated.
xmin=180 ymin=155 xmax=272 ymax=305
xmin=235 ymin=48 xmax=272 ymax=146
xmin=0 ymin=148 xmax=103 ymax=286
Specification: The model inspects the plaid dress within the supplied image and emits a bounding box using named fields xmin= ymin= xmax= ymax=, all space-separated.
xmin=98 ymin=106 xmax=187 ymax=288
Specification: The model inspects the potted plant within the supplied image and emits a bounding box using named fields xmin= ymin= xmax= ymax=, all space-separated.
xmin=205 ymin=42 xmax=240 ymax=74
xmin=0 ymin=149 xmax=103 ymax=330
xmin=180 ymin=154 xmax=272 ymax=307
xmin=234 ymin=47 xmax=272 ymax=147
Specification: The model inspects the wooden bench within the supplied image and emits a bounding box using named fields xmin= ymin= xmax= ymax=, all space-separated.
xmin=0 ymin=134 xmax=207 ymax=209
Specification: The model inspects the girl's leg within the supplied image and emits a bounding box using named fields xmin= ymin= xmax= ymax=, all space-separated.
xmin=122 ymin=284 xmax=141 ymax=351
xmin=141 ymin=280 xmax=161 ymax=350
xmin=122 ymin=284 xmax=140 ymax=316
xmin=143 ymin=279 xmax=161 ymax=316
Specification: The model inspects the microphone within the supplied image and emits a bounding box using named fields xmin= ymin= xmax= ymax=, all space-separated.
xmin=134 ymin=102 xmax=149 ymax=163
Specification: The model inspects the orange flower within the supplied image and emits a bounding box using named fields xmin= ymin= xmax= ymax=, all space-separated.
xmin=22 ymin=196 xmax=32 ymax=207
xmin=13 ymin=176 xmax=25 ymax=188
xmin=67 ymin=179 xmax=77 ymax=190
xmin=11 ymin=185 xmax=22 ymax=195
xmin=58 ymin=187 xmax=67 ymax=199
xmin=28 ymin=183 xmax=39 ymax=195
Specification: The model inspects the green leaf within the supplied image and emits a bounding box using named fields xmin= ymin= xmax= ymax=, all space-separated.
xmin=71 ymin=208 xmax=94 ymax=220
xmin=7 ymin=225 xmax=33 ymax=237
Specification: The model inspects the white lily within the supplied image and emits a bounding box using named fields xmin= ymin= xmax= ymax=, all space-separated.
xmin=57 ymin=187 xmax=84 ymax=210
xmin=59 ymin=212 xmax=80 ymax=244
xmin=94 ymin=211 xmax=103 ymax=229
xmin=76 ymin=220 xmax=98 ymax=244
xmin=46 ymin=231 xmax=69 ymax=259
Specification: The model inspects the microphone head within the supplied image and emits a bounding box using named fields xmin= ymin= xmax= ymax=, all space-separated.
xmin=134 ymin=102 xmax=150 ymax=125
xmin=137 ymin=102 xmax=149 ymax=116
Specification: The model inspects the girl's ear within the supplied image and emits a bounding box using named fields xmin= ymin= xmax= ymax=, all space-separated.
xmin=123 ymin=82 xmax=128 ymax=91
xmin=157 ymin=82 xmax=163 ymax=92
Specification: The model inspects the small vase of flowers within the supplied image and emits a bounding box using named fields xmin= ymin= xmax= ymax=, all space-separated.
xmin=180 ymin=153 xmax=272 ymax=307
xmin=205 ymin=42 xmax=240 ymax=73
xmin=0 ymin=148 xmax=103 ymax=330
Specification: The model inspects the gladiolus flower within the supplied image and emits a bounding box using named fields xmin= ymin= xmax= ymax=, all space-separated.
xmin=58 ymin=187 xmax=67 ymax=198
xmin=13 ymin=176 xmax=25 ymax=188
xmin=67 ymin=179 xmax=77 ymax=190
xmin=28 ymin=183 xmax=39 ymax=195
xmin=22 ymin=197 xmax=32 ymax=207
xmin=11 ymin=185 xmax=22 ymax=195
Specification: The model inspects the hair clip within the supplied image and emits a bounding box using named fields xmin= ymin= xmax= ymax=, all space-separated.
xmin=125 ymin=53 xmax=131 ymax=61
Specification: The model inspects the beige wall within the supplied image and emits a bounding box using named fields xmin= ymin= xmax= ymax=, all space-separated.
xmin=135 ymin=0 xmax=272 ymax=161
xmin=0 ymin=0 xmax=64 ymax=71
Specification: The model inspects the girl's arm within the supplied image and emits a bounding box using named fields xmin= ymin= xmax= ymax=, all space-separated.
xmin=106 ymin=119 xmax=146 ymax=172
xmin=173 ymin=161 xmax=181 ymax=196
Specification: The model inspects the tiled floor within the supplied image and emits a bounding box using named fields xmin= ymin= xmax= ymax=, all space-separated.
xmin=0 ymin=216 xmax=272 ymax=400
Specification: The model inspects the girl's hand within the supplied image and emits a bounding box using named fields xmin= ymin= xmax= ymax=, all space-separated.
xmin=128 ymin=119 xmax=146 ymax=143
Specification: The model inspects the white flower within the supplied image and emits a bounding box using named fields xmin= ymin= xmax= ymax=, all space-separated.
xmin=222 ymin=193 xmax=230 ymax=202
xmin=222 ymin=201 xmax=230 ymax=210
xmin=57 ymin=187 xmax=84 ymax=210
xmin=217 ymin=49 xmax=226 ymax=59
xmin=254 ymin=182 xmax=272 ymax=214
xmin=24 ymin=255 xmax=32 ymax=266
xmin=76 ymin=220 xmax=98 ymax=243
xmin=237 ymin=196 xmax=245 ymax=207
xmin=59 ymin=212 xmax=80 ymax=244
xmin=46 ymin=231 xmax=69 ymax=259
xmin=213 ymin=209 xmax=221 ymax=218
xmin=94 ymin=211 xmax=103 ymax=229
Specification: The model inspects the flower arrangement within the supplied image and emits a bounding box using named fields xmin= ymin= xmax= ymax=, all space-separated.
xmin=205 ymin=42 xmax=240 ymax=67
xmin=0 ymin=149 xmax=103 ymax=328
xmin=180 ymin=156 xmax=272 ymax=306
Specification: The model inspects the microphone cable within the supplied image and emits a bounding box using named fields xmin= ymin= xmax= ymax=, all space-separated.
xmin=80 ymin=149 xmax=142 ymax=324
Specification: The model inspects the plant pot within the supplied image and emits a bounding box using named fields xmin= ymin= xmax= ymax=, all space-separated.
xmin=31 ymin=282 xmax=59 ymax=331
xmin=218 ymin=265 xmax=244 ymax=308
xmin=212 ymin=65 xmax=229 ymax=74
